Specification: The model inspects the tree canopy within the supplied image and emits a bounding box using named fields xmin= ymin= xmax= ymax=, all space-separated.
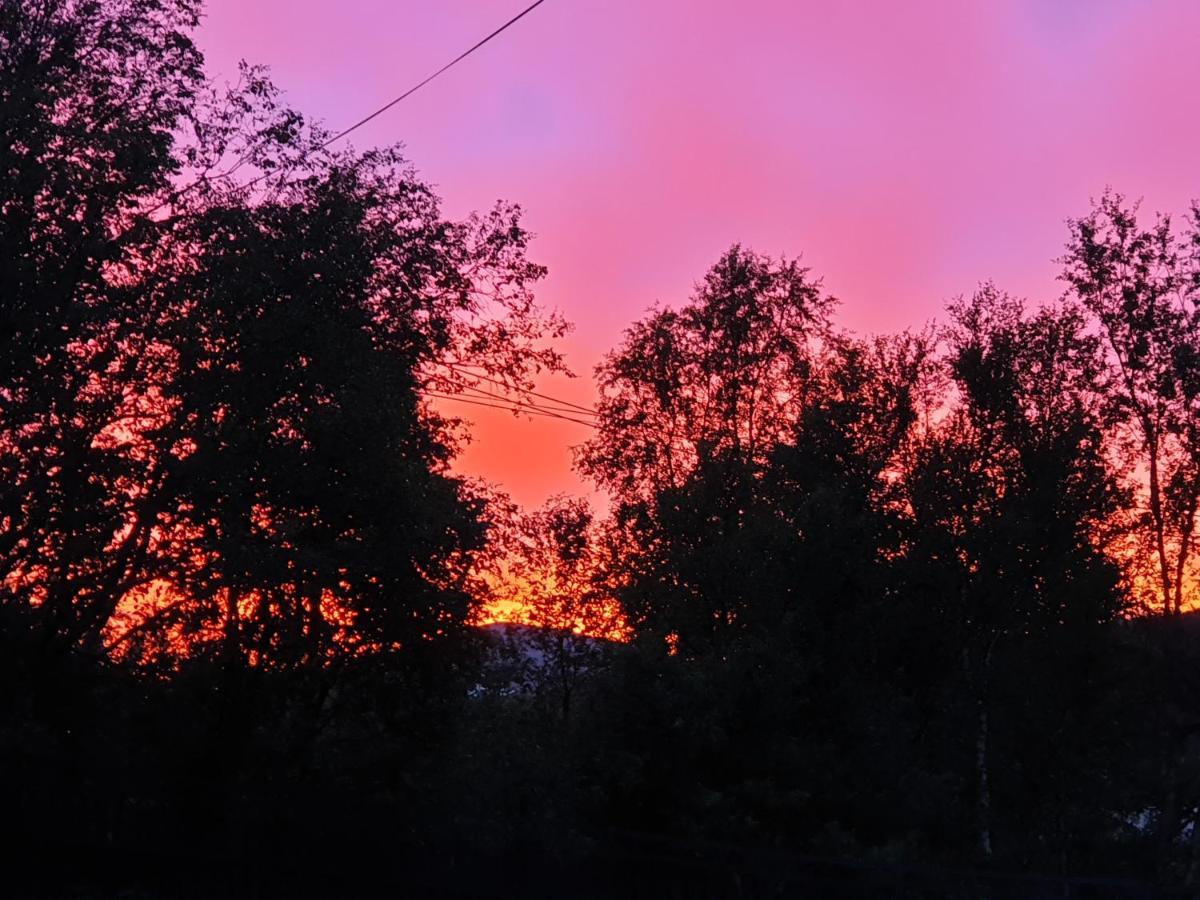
xmin=3 ymin=2 xmax=1200 ymax=895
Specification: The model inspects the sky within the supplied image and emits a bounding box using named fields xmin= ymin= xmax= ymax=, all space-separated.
xmin=197 ymin=0 xmax=1200 ymax=510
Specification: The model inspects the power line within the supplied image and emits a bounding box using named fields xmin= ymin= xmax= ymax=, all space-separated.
xmin=316 ymin=0 xmax=550 ymax=154
xmin=425 ymin=391 xmax=597 ymax=428
xmin=446 ymin=381 xmax=600 ymax=422
xmin=449 ymin=380 xmax=598 ymax=418
xmin=443 ymin=364 xmax=597 ymax=415
xmin=426 ymin=393 xmax=597 ymax=428
xmin=147 ymin=0 xmax=551 ymax=215
xmin=428 ymin=364 xmax=603 ymax=428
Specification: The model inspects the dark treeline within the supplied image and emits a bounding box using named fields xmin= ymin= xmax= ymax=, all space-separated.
xmin=4 ymin=2 xmax=1200 ymax=897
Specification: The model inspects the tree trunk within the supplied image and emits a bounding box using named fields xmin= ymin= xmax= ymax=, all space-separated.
xmin=967 ymin=636 xmax=996 ymax=861
xmin=1146 ymin=438 xmax=1175 ymax=616
xmin=977 ymin=695 xmax=993 ymax=859
xmin=1171 ymin=493 xmax=1196 ymax=617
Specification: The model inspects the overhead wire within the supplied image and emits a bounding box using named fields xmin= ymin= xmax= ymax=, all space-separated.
xmin=313 ymin=0 xmax=550 ymax=155
xmin=145 ymin=0 xmax=551 ymax=216
xmin=430 ymin=363 xmax=603 ymax=428
xmin=446 ymin=380 xmax=598 ymax=418
xmin=430 ymin=395 xmax=595 ymax=427
xmin=448 ymin=381 xmax=597 ymax=422
xmin=424 ymin=391 xmax=597 ymax=428
xmin=442 ymin=363 xmax=598 ymax=415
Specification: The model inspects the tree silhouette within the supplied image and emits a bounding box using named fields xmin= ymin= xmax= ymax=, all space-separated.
xmin=1061 ymin=192 xmax=1200 ymax=616
xmin=902 ymin=286 xmax=1126 ymax=859
xmin=579 ymin=245 xmax=835 ymax=503
xmin=578 ymin=245 xmax=837 ymax=651
xmin=0 ymin=0 xmax=204 ymax=657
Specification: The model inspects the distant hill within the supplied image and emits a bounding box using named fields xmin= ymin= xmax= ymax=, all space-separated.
xmin=472 ymin=621 xmax=615 ymax=697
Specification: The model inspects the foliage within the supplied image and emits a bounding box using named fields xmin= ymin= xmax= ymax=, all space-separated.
xmin=1060 ymin=192 xmax=1200 ymax=615
xmin=2 ymin=2 xmax=1199 ymax=895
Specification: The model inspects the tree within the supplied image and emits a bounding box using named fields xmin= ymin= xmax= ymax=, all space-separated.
xmin=111 ymin=153 xmax=558 ymax=672
xmin=1060 ymin=192 xmax=1200 ymax=616
xmin=902 ymin=285 xmax=1125 ymax=860
xmin=579 ymin=245 xmax=948 ymax=852
xmin=0 ymin=0 xmax=203 ymax=382
xmin=0 ymin=0 xmax=568 ymax=668
xmin=0 ymin=0 xmax=204 ymax=655
xmin=0 ymin=0 xmax=573 ymax=879
xmin=1058 ymin=195 xmax=1200 ymax=876
xmin=578 ymin=245 xmax=836 ymax=649
xmin=579 ymin=244 xmax=835 ymax=505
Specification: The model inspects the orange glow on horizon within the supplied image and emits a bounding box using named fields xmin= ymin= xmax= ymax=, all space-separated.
xmin=99 ymin=575 xmax=631 ymax=667
xmin=471 ymin=594 xmax=631 ymax=643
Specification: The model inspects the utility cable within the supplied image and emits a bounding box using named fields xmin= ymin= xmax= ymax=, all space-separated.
xmin=425 ymin=391 xmax=597 ymax=428
xmin=144 ymin=0 xmax=551 ymax=216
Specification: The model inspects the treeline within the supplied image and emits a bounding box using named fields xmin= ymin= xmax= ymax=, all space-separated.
xmin=3 ymin=1 xmax=1200 ymax=896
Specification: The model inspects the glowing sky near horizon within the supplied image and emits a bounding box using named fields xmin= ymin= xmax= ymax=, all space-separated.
xmin=198 ymin=0 xmax=1200 ymax=510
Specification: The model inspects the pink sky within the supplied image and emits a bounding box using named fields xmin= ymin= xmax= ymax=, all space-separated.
xmin=198 ymin=0 xmax=1200 ymax=509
